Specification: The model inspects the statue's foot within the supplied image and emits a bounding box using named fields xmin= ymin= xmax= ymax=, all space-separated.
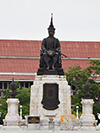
xmin=46 ymin=66 xmax=50 ymax=70
xmin=52 ymin=66 xmax=55 ymax=70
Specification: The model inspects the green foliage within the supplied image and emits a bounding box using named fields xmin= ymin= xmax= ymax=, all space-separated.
xmin=65 ymin=60 xmax=100 ymax=116
xmin=93 ymin=103 xmax=100 ymax=116
xmin=16 ymin=87 xmax=30 ymax=106
xmin=71 ymin=104 xmax=82 ymax=118
xmin=71 ymin=93 xmax=83 ymax=105
xmin=0 ymin=98 xmax=7 ymax=124
xmin=21 ymin=105 xmax=30 ymax=118
xmin=87 ymin=60 xmax=100 ymax=78
xmin=2 ymin=89 xmax=11 ymax=100
xmin=71 ymin=108 xmax=82 ymax=118
xmin=65 ymin=66 xmax=90 ymax=91
xmin=16 ymin=87 xmax=30 ymax=118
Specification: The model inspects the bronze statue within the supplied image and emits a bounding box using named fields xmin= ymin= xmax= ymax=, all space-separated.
xmin=41 ymin=14 xmax=61 ymax=70
xmin=84 ymin=80 xmax=91 ymax=99
xmin=10 ymin=78 xmax=16 ymax=98
xmin=37 ymin=14 xmax=64 ymax=75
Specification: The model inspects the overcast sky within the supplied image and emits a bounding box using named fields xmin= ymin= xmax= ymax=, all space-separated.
xmin=0 ymin=0 xmax=100 ymax=41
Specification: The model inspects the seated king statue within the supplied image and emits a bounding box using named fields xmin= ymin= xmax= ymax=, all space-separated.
xmin=37 ymin=14 xmax=64 ymax=75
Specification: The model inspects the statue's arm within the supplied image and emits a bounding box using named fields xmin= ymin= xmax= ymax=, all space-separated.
xmin=56 ymin=39 xmax=61 ymax=52
xmin=41 ymin=39 xmax=47 ymax=53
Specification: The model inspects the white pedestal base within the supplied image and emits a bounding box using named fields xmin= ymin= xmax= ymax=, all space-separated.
xmin=80 ymin=99 xmax=97 ymax=130
xmin=28 ymin=124 xmax=40 ymax=130
xmin=2 ymin=126 xmax=21 ymax=130
xmin=3 ymin=98 xmax=20 ymax=127
xmin=29 ymin=75 xmax=71 ymax=129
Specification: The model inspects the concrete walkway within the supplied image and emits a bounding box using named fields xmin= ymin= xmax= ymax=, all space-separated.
xmin=0 ymin=127 xmax=100 ymax=133
xmin=0 ymin=130 xmax=100 ymax=133
xmin=0 ymin=125 xmax=100 ymax=133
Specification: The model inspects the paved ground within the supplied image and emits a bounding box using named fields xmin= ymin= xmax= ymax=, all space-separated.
xmin=0 ymin=125 xmax=100 ymax=133
xmin=0 ymin=127 xmax=100 ymax=133
xmin=0 ymin=130 xmax=100 ymax=133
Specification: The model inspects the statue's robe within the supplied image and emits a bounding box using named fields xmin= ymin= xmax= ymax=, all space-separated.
xmin=41 ymin=36 xmax=61 ymax=65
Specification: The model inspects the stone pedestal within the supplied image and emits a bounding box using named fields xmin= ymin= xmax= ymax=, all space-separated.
xmin=2 ymin=98 xmax=20 ymax=130
xmin=80 ymin=99 xmax=97 ymax=130
xmin=30 ymin=75 xmax=71 ymax=129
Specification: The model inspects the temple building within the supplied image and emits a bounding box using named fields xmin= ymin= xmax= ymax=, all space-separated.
xmin=0 ymin=39 xmax=100 ymax=96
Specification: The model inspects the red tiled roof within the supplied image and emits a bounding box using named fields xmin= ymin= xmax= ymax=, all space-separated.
xmin=62 ymin=59 xmax=90 ymax=72
xmin=95 ymin=77 xmax=100 ymax=81
xmin=0 ymin=58 xmax=39 ymax=72
xmin=61 ymin=41 xmax=100 ymax=58
xmin=0 ymin=40 xmax=100 ymax=80
xmin=1 ymin=74 xmax=100 ymax=81
xmin=1 ymin=74 xmax=100 ymax=82
xmin=0 ymin=58 xmax=90 ymax=73
xmin=0 ymin=40 xmax=100 ymax=58
xmin=0 ymin=75 xmax=35 ymax=80
xmin=0 ymin=40 xmax=41 ymax=57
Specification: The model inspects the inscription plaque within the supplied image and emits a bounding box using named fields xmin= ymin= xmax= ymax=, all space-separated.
xmin=41 ymin=83 xmax=60 ymax=110
xmin=28 ymin=116 xmax=40 ymax=124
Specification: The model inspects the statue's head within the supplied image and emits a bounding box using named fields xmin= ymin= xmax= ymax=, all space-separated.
xmin=48 ymin=28 xmax=55 ymax=37
xmin=48 ymin=13 xmax=55 ymax=37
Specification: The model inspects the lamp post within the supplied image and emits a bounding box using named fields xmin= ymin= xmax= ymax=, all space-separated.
xmin=20 ymin=105 xmax=22 ymax=119
xmin=76 ymin=106 xmax=79 ymax=120
xmin=0 ymin=112 xmax=1 ymax=117
xmin=0 ymin=104 xmax=2 ymax=117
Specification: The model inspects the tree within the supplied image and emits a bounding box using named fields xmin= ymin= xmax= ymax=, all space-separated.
xmin=65 ymin=60 xmax=100 ymax=116
xmin=16 ymin=87 xmax=30 ymax=118
xmin=16 ymin=87 xmax=30 ymax=106
xmin=0 ymin=98 xmax=7 ymax=124
xmin=87 ymin=60 xmax=100 ymax=77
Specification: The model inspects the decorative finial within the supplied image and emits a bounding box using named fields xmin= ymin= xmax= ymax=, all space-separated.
xmin=84 ymin=80 xmax=91 ymax=99
xmin=48 ymin=13 xmax=55 ymax=30
xmin=10 ymin=78 xmax=16 ymax=98
xmin=51 ymin=13 xmax=53 ymax=19
xmin=85 ymin=80 xmax=91 ymax=90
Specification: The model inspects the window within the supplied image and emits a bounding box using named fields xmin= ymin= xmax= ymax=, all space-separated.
xmin=25 ymin=83 xmax=28 ymax=88
xmin=30 ymin=82 xmax=33 ymax=86
xmin=0 ymin=83 xmax=2 ymax=89
xmin=20 ymin=82 xmax=24 ymax=87
xmin=4 ymin=83 xmax=7 ymax=89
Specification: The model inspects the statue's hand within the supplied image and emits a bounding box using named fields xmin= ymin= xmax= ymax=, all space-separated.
xmin=47 ymin=50 xmax=55 ymax=56
xmin=56 ymin=47 xmax=60 ymax=52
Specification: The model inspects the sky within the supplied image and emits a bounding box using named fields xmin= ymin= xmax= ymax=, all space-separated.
xmin=0 ymin=0 xmax=100 ymax=41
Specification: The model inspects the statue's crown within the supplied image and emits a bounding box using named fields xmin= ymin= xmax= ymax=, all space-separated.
xmin=48 ymin=13 xmax=55 ymax=31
